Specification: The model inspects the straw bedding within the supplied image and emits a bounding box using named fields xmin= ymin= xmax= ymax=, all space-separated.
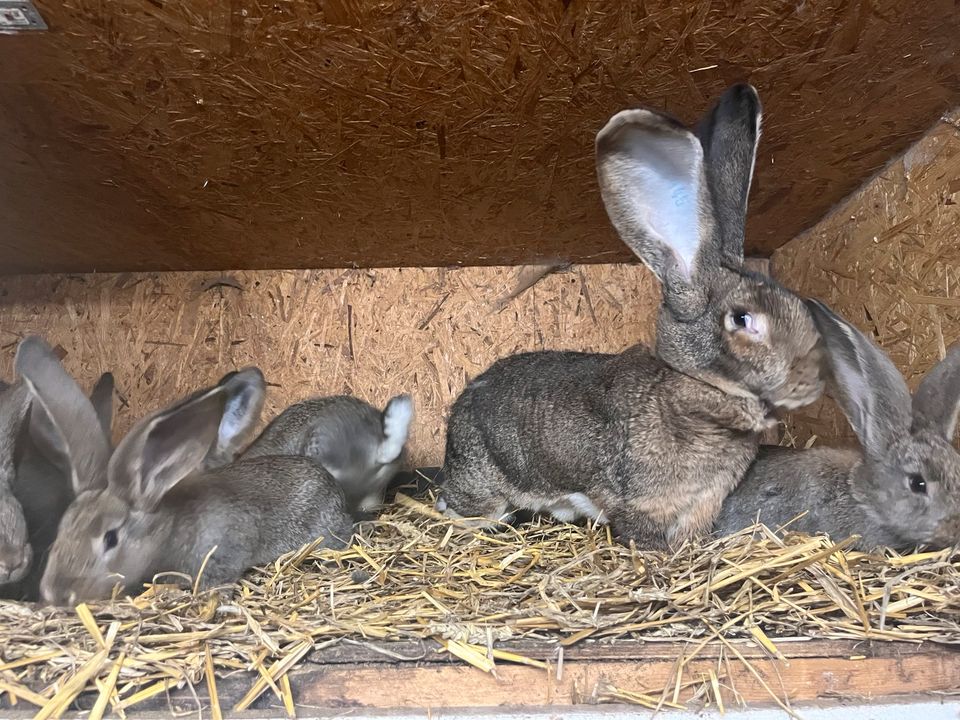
xmin=1 ymin=481 xmax=958 ymax=717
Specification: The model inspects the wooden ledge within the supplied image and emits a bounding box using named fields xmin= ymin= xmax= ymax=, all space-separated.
xmin=6 ymin=638 xmax=952 ymax=716
xmin=291 ymin=639 xmax=960 ymax=709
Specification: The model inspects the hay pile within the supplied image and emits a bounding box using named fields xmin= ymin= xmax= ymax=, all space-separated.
xmin=1 ymin=485 xmax=959 ymax=717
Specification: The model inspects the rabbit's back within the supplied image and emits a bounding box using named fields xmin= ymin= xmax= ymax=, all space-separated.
xmin=165 ymin=455 xmax=354 ymax=586
xmin=245 ymin=396 xmax=399 ymax=511
xmin=246 ymin=397 xmax=380 ymax=465
xmin=715 ymin=445 xmax=862 ymax=539
xmin=449 ymin=349 xmax=622 ymax=490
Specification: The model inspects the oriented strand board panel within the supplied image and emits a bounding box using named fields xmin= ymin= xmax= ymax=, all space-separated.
xmin=1 ymin=1 xmax=959 ymax=274
xmin=0 ymin=264 xmax=659 ymax=466
xmin=773 ymin=113 xmax=960 ymax=445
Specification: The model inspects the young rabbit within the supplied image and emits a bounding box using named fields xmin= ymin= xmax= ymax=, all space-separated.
xmin=438 ymin=84 xmax=824 ymax=549
xmin=0 ymin=380 xmax=32 ymax=585
xmin=39 ymin=364 xmax=355 ymax=605
xmin=242 ymin=394 xmax=414 ymax=513
xmin=715 ymin=300 xmax=960 ymax=551
xmin=0 ymin=339 xmax=114 ymax=599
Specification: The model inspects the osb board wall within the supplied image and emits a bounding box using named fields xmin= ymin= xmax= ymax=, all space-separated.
xmin=773 ymin=111 xmax=960 ymax=446
xmin=3 ymin=1 xmax=960 ymax=274
xmin=0 ymin=264 xmax=659 ymax=466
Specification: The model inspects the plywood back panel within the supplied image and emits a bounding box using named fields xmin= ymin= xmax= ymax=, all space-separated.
xmin=0 ymin=264 xmax=659 ymax=466
xmin=1 ymin=1 xmax=959 ymax=273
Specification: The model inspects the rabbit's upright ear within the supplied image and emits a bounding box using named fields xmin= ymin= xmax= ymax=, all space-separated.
xmin=207 ymin=368 xmax=265 ymax=466
xmin=596 ymin=106 xmax=713 ymax=317
xmin=912 ymin=344 xmax=960 ymax=440
xmin=109 ymin=384 xmax=228 ymax=510
xmin=0 ymin=382 xmax=31 ymax=477
xmin=807 ymin=300 xmax=912 ymax=457
xmin=90 ymin=373 xmax=115 ymax=440
xmin=695 ymin=83 xmax=761 ymax=269
xmin=15 ymin=337 xmax=111 ymax=494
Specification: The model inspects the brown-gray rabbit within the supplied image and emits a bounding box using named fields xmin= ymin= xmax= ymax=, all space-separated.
xmin=438 ymin=84 xmax=824 ymax=549
xmin=0 ymin=338 xmax=114 ymax=600
xmin=715 ymin=300 xmax=960 ymax=551
xmin=37 ymin=363 xmax=354 ymax=605
xmin=242 ymin=394 xmax=413 ymax=513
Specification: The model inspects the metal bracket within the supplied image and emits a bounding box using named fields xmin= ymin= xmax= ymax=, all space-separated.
xmin=0 ymin=0 xmax=47 ymax=32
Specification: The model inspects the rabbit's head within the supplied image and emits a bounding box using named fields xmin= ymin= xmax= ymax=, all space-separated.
xmin=41 ymin=368 xmax=265 ymax=604
xmin=0 ymin=380 xmax=31 ymax=583
xmin=810 ymin=300 xmax=960 ymax=548
xmin=596 ymin=84 xmax=823 ymax=413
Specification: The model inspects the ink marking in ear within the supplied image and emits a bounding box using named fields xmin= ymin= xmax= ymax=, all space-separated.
xmin=671 ymin=184 xmax=691 ymax=209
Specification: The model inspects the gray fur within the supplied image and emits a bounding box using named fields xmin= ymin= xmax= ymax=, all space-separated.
xmin=438 ymin=85 xmax=824 ymax=549
xmin=694 ymin=83 xmax=759 ymax=268
xmin=0 ymin=338 xmax=114 ymax=600
xmin=0 ymin=381 xmax=32 ymax=585
xmin=243 ymin=394 xmax=413 ymax=513
xmin=716 ymin=301 xmax=960 ymax=550
xmin=89 ymin=373 xmax=115 ymax=438
xmin=42 ymin=456 xmax=353 ymax=604
xmin=40 ymin=368 xmax=354 ymax=605
xmin=202 ymin=369 xmax=267 ymax=470
xmin=16 ymin=336 xmax=112 ymax=494
xmin=913 ymin=343 xmax=960 ymax=439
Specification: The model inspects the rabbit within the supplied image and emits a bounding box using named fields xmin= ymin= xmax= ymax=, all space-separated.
xmin=0 ymin=339 xmax=114 ymax=600
xmin=437 ymin=84 xmax=825 ymax=549
xmin=38 ymin=362 xmax=355 ymax=605
xmin=0 ymin=379 xmax=32 ymax=586
xmin=715 ymin=299 xmax=960 ymax=551
xmin=242 ymin=394 xmax=414 ymax=513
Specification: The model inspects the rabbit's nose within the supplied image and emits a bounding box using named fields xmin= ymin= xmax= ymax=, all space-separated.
xmin=39 ymin=575 xmax=68 ymax=607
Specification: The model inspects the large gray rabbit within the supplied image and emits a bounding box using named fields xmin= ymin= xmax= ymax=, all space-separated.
xmin=715 ymin=300 xmax=960 ymax=550
xmin=33 ymin=351 xmax=353 ymax=605
xmin=243 ymin=394 xmax=413 ymax=513
xmin=0 ymin=340 xmax=113 ymax=600
xmin=437 ymin=84 xmax=824 ymax=549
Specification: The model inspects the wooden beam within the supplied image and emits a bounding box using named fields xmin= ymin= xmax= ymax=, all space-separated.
xmin=20 ymin=639 xmax=951 ymax=715
xmin=291 ymin=653 xmax=960 ymax=709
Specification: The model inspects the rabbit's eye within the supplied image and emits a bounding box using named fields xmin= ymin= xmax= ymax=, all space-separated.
xmin=725 ymin=310 xmax=757 ymax=333
xmin=908 ymin=473 xmax=927 ymax=494
xmin=103 ymin=529 xmax=119 ymax=551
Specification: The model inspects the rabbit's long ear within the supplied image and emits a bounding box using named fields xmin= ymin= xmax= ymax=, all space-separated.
xmin=695 ymin=83 xmax=761 ymax=269
xmin=912 ymin=344 xmax=960 ymax=440
xmin=205 ymin=368 xmax=266 ymax=468
xmin=90 ymin=373 xmax=115 ymax=440
xmin=807 ymin=300 xmax=912 ymax=457
xmin=109 ymin=383 xmax=229 ymax=510
xmin=15 ymin=337 xmax=111 ymax=494
xmin=0 ymin=382 xmax=31 ymax=486
xmin=596 ymin=107 xmax=713 ymax=317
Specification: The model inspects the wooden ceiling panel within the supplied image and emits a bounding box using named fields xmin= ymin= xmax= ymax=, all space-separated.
xmin=0 ymin=0 xmax=958 ymax=273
